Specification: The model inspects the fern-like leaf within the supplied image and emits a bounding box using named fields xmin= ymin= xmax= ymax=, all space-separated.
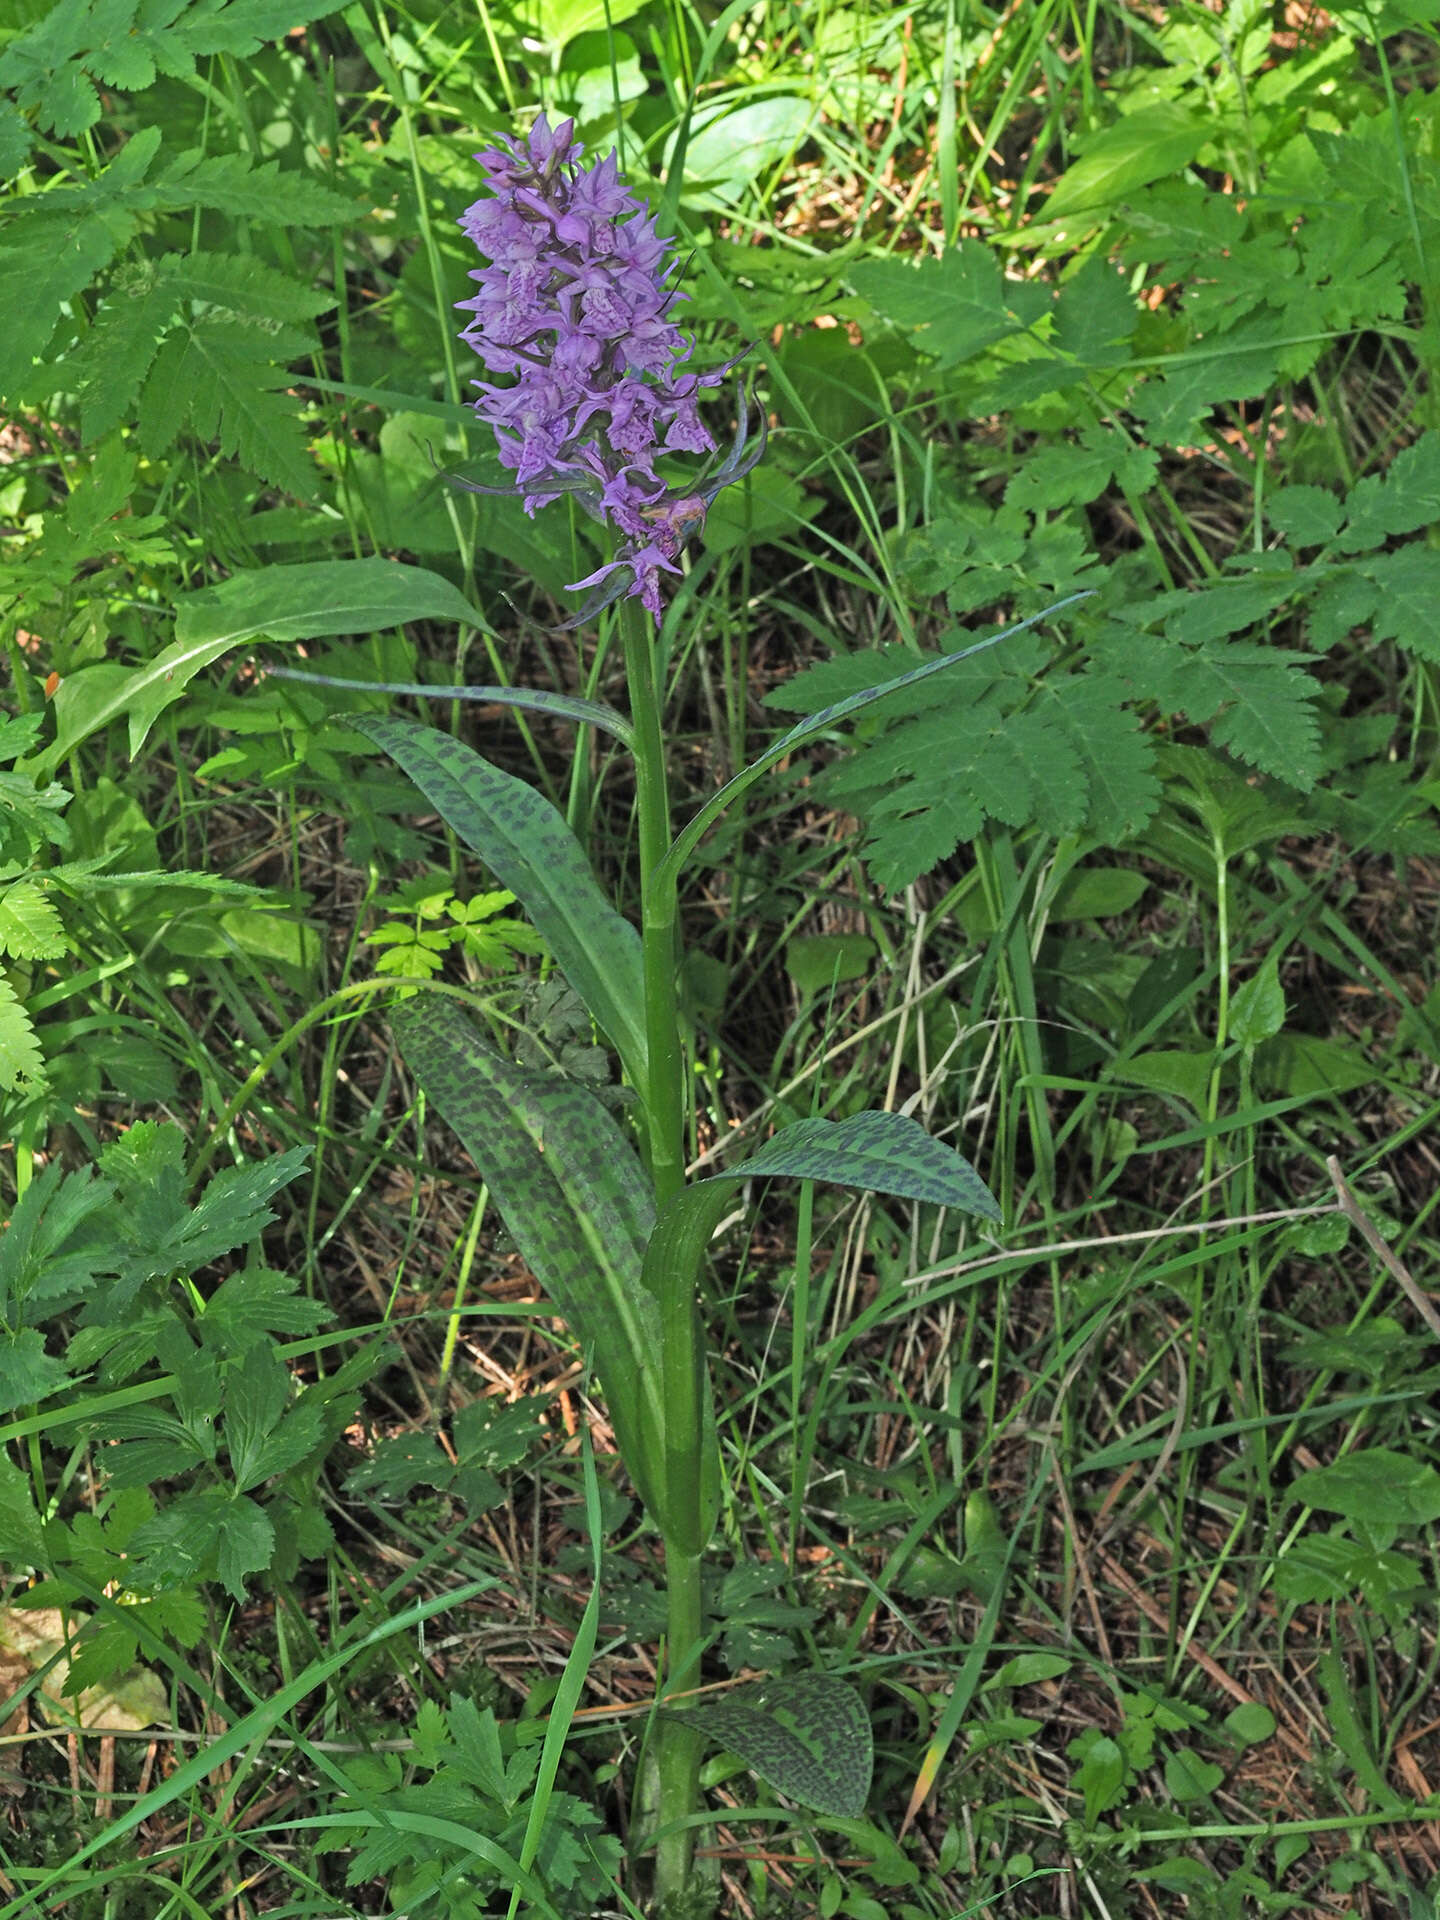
xmin=136 ymin=314 xmax=319 ymax=496
xmin=0 ymin=210 xmax=130 ymax=397
xmin=0 ymin=979 xmax=45 ymax=1091
xmin=0 ymin=883 xmax=67 ymax=962
xmin=152 ymin=149 xmax=358 ymax=223
xmin=74 ymin=259 xmax=183 ymax=443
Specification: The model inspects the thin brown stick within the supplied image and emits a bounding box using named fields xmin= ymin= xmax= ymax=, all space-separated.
xmin=1326 ymin=1156 xmax=1440 ymax=1344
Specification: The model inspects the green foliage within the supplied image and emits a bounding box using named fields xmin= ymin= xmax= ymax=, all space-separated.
xmin=363 ymin=878 xmax=545 ymax=989
xmin=0 ymin=1126 xmax=343 ymax=1667
xmin=316 ymin=1691 xmax=624 ymax=1918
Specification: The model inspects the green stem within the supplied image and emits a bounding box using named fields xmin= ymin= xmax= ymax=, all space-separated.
xmin=619 ymin=601 xmax=705 ymax=1909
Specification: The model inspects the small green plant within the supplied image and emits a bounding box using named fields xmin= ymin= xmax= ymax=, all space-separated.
xmin=363 ymin=877 xmax=544 ymax=988
xmin=0 ymin=1123 xmax=349 ymax=1705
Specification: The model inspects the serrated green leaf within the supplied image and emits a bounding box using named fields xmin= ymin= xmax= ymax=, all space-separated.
xmin=74 ymin=263 xmax=182 ymax=442
xmin=0 ymin=881 xmax=66 ymax=960
xmin=670 ymin=1673 xmax=873 ymax=1817
xmin=358 ymin=717 xmax=648 ymax=1095
xmin=1359 ymin=546 xmax=1440 ymax=663
xmin=224 ymin=1344 xmax=324 ymax=1492
xmin=851 ymin=243 xmax=1046 ymax=367
xmin=0 ymin=1457 xmax=45 ymax=1564
xmin=179 ymin=313 xmax=319 ymax=497
xmin=0 ymin=977 xmax=44 ymax=1090
xmin=1292 ymin=1449 xmax=1440 ymax=1524
xmin=1267 ymin=485 xmax=1343 ymax=548
xmin=0 ymin=1329 xmax=70 ymax=1415
xmin=153 ymin=148 xmax=358 ymax=223
xmin=0 ymin=208 xmax=128 ymax=396
xmin=199 ymin=1267 xmax=328 ymax=1354
xmin=216 ymin=1495 xmax=275 ymax=1598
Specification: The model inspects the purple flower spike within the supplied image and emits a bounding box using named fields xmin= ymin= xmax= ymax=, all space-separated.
xmin=452 ymin=112 xmax=762 ymax=626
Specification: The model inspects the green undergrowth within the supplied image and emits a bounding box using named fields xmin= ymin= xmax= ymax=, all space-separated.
xmin=0 ymin=0 xmax=1439 ymax=1915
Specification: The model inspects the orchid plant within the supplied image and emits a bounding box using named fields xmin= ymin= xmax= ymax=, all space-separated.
xmin=278 ymin=114 xmax=1084 ymax=1915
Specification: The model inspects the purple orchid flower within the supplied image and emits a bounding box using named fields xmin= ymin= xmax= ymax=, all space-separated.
xmin=445 ymin=112 xmax=765 ymax=626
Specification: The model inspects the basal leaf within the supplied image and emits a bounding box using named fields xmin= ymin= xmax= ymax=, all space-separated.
xmin=667 ymin=1672 xmax=872 ymax=1817
xmin=389 ymin=996 xmax=719 ymax=1542
xmin=359 ymin=717 xmax=648 ymax=1095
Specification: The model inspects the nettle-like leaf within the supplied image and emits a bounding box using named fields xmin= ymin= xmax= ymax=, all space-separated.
xmin=772 ymin=638 xmax=1158 ymax=892
xmin=666 ymin=1672 xmax=873 ymax=1818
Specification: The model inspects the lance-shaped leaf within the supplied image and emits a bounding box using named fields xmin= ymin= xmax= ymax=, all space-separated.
xmin=358 ymin=716 xmax=648 ymax=1099
xmin=266 ymin=665 xmax=632 ymax=746
xmin=640 ymin=1111 xmax=997 ymax=1552
xmin=661 ymin=1672 xmax=873 ymax=1817
xmin=644 ymin=1109 xmax=999 ymax=1310
xmin=391 ymin=996 xmax=719 ymax=1542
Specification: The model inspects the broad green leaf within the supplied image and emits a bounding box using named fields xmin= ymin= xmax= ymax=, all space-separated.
xmin=1111 ymin=1048 xmax=1211 ymax=1112
xmin=668 ymin=1672 xmax=872 ymax=1817
xmin=1045 ymin=105 xmax=1209 ymax=223
xmin=36 ymin=551 xmax=477 ymax=771
xmin=358 ymin=717 xmax=648 ymax=1095
xmin=677 ymin=96 xmax=812 ymax=206
xmin=1164 ymin=1748 xmax=1225 ymax=1804
xmin=784 ymin=934 xmax=876 ymax=996
xmin=851 ymin=243 xmax=1048 ymax=368
xmin=1292 ymin=1448 xmax=1440 ymax=1525
xmin=1049 ymin=868 xmax=1148 ymax=922
xmin=388 ymin=996 xmax=718 ymax=1544
xmin=1230 ymin=954 xmax=1286 ymax=1047
xmin=531 ymin=0 xmax=642 ymax=48
xmin=175 ymin=558 xmax=482 ymax=649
